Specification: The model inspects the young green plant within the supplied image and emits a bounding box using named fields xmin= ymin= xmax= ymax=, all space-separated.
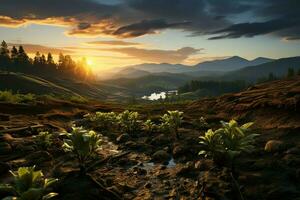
xmin=62 ymin=127 xmax=102 ymax=172
xmin=0 ymin=166 xmax=58 ymax=200
xmin=117 ymin=110 xmax=141 ymax=135
xmin=160 ymin=111 xmax=183 ymax=139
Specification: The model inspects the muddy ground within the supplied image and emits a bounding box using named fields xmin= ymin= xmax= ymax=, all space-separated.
xmin=1 ymin=77 xmax=300 ymax=200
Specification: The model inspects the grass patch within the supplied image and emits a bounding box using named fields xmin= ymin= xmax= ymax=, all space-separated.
xmin=0 ymin=90 xmax=36 ymax=103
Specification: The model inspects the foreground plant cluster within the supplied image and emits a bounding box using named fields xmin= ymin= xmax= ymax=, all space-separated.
xmin=0 ymin=109 xmax=259 ymax=199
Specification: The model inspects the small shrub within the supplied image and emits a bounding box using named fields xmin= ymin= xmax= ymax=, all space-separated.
xmin=69 ymin=95 xmax=88 ymax=104
xmin=33 ymin=131 xmax=53 ymax=150
xmin=0 ymin=90 xmax=36 ymax=103
xmin=0 ymin=90 xmax=21 ymax=103
xmin=62 ymin=127 xmax=102 ymax=172
xmin=143 ymin=119 xmax=157 ymax=134
xmin=199 ymin=119 xmax=258 ymax=169
xmin=117 ymin=110 xmax=141 ymax=135
xmin=194 ymin=116 xmax=209 ymax=130
xmin=0 ymin=166 xmax=58 ymax=200
xmin=159 ymin=110 xmax=183 ymax=139
xmin=86 ymin=112 xmax=118 ymax=131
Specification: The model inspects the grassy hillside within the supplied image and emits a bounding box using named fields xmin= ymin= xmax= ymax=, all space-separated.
xmin=0 ymin=71 xmax=129 ymax=101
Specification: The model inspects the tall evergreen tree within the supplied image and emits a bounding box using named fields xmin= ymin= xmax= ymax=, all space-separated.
xmin=10 ymin=46 xmax=18 ymax=70
xmin=17 ymin=46 xmax=30 ymax=66
xmin=47 ymin=53 xmax=54 ymax=65
xmin=33 ymin=51 xmax=41 ymax=66
xmin=41 ymin=54 xmax=46 ymax=65
xmin=0 ymin=40 xmax=10 ymax=71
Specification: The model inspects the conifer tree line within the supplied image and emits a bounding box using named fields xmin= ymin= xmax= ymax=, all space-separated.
xmin=0 ymin=40 xmax=93 ymax=80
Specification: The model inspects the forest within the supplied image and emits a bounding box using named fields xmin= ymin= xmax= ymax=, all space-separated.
xmin=0 ymin=41 xmax=93 ymax=81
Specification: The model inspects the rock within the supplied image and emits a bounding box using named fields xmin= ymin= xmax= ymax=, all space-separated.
xmin=15 ymin=144 xmax=35 ymax=152
xmin=152 ymin=150 xmax=170 ymax=163
xmin=25 ymin=151 xmax=52 ymax=164
xmin=151 ymin=134 xmax=170 ymax=146
xmin=116 ymin=133 xmax=130 ymax=143
xmin=176 ymin=162 xmax=196 ymax=177
xmin=285 ymin=146 xmax=300 ymax=155
xmin=0 ymin=142 xmax=12 ymax=154
xmin=194 ymin=159 xmax=214 ymax=171
xmin=144 ymin=182 xmax=152 ymax=189
xmin=132 ymin=166 xmax=147 ymax=176
xmin=282 ymin=154 xmax=300 ymax=166
xmin=0 ymin=162 xmax=10 ymax=175
xmin=264 ymin=140 xmax=284 ymax=153
xmin=172 ymin=145 xmax=185 ymax=158
xmin=0 ymin=133 xmax=14 ymax=142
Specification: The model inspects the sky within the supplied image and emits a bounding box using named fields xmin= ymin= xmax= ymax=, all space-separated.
xmin=0 ymin=0 xmax=299 ymax=73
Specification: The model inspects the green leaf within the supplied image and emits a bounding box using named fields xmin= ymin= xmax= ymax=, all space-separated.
xmin=241 ymin=122 xmax=254 ymax=129
xmin=42 ymin=192 xmax=58 ymax=200
xmin=20 ymin=188 xmax=43 ymax=200
xmin=44 ymin=178 xmax=58 ymax=188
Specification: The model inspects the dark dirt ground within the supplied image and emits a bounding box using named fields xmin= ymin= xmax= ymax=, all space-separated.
xmin=1 ymin=77 xmax=300 ymax=200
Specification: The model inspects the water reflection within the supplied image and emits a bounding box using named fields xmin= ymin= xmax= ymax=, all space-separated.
xmin=142 ymin=90 xmax=177 ymax=101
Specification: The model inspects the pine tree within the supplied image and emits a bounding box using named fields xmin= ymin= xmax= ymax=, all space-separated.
xmin=10 ymin=46 xmax=18 ymax=70
xmin=33 ymin=51 xmax=41 ymax=66
xmin=0 ymin=40 xmax=10 ymax=71
xmin=47 ymin=53 xmax=54 ymax=65
xmin=17 ymin=46 xmax=30 ymax=66
xmin=41 ymin=54 xmax=46 ymax=65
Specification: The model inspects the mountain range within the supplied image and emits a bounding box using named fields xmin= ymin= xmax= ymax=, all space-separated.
xmin=112 ymin=56 xmax=274 ymax=79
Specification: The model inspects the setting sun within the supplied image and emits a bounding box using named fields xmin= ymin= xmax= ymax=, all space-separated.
xmin=87 ymin=59 xmax=93 ymax=66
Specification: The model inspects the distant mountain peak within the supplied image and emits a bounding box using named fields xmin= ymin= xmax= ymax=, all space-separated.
xmin=229 ymin=56 xmax=248 ymax=60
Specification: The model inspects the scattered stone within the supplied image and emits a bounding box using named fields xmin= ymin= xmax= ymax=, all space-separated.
xmin=176 ymin=162 xmax=196 ymax=177
xmin=144 ymin=182 xmax=152 ymax=189
xmin=133 ymin=166 xmax=147 ymax=176
xmin=0 ymin=133 xmax=14 ymax=142
xmin=152 ymin=150 xmax=170 ymax=163
xmin=172 ymin=145 xmax=185 ymax=158
xmin=285 ymin=146 xmax=300 ymax=155
xmin=194 ymin=159 xmax=214 ymax=171
xmin=116 ymin=133 xmax=130 ymax=143
xmin=151 ymin=134 xmax=170 ymax=146
xmin=15 ymin=144 xmax=35 ymax=152
xmin=0 ymin=142 xmax=12 ymax=154
xmin=264 ymin=140 xmax=284 ymax=153
xmin=25 ymin=151 xmax=52 ymax=164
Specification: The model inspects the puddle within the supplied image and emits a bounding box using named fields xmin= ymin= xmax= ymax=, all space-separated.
xmin=142 ymin=157 xmax=177 ymax=170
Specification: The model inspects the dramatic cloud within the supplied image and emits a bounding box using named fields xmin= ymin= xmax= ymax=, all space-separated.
xmin=208 ymin=18 xmax=299 ymax=40
xmin=0 ymin=0 xmax=299 ymax=40
xmin=113 ymin=19 xmax=190 ymax=38
xmin=85 ymin=40 xmax=140 ymax=46
xmin=102 ymin=47 xmax=203 ymax=63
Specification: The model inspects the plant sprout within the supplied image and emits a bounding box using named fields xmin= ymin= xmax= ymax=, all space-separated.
xmin=160 ymin=111 xmax=183 ymax=139
xmin=0 ymin=166 xmax=58 ymax=200
xmin=62 ymin=127 xmax=102 ymax=172
xmin=117 ymin=110 xmax=141 ymax=135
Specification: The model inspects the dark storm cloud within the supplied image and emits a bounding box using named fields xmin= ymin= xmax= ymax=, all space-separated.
xmin=208 ymin=18 xmax=300 ymax=40
xmin=209 ymin=0 xmax=300 ymax=40
xmin=0 ymin=0 xmax=299 ymax=40
xmin=113 ymin=19 xmax=191 ymax=38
